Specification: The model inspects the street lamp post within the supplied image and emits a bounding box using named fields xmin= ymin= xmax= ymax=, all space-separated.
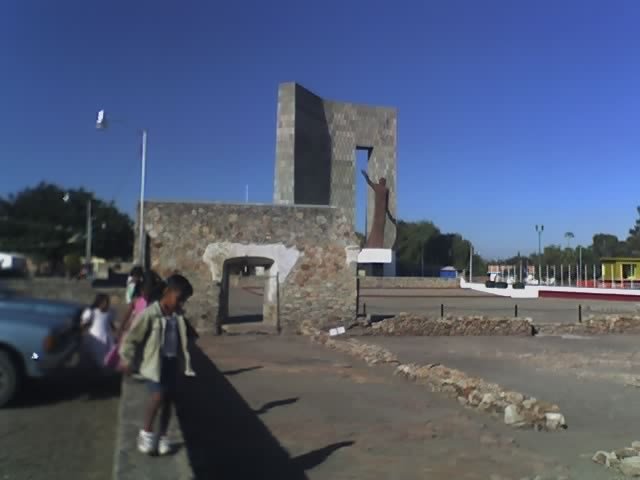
xmin=96 ymin=110 xmax=147 ymax=265
xmin=85 ymin=200 xmax=92 ymax=271
xmin=535 ymin=224 xmax=544 ymax=283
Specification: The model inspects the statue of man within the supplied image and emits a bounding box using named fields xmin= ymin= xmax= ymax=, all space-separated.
xmin=361 ymin=169 xmax=396 ymax=249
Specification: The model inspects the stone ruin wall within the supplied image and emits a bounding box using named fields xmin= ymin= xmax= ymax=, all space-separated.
xmin=143 ymin=201 xmax=360 ymax=334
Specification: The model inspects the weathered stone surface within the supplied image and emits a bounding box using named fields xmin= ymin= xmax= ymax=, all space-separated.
xmin=142 ymin=202 xmax=359 ymax=333
xmin=504 ymin=404 xmax=526 ymax=427
xmin=592 ymin=451 xmax=611 ymax=465
xmin=544 ymin=413 xmax=566 ymax=430
xmin=364 ymin=313 xmax=533 ymax=336
xmin=620 ymin=456 xmax=640 ymax=476
xmin=537 ymin=315 xmax=640 ymax=335
xmin=616 ymin=448 xmax=639 ymax=459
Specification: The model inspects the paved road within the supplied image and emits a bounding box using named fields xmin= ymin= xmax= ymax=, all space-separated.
xmin=230 ymin=285 xmax=640 ymax=324
xmin=0 ymin=367 xmax=120 ymax=480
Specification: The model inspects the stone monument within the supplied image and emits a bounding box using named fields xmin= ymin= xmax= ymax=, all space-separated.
xmin=273 ymin=82 xmax=398 ymax=250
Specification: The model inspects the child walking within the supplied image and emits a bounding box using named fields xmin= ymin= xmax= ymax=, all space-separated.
xmin=119 ymin=274 xmax=196 ymax=455
xmin=81 ymin=293 xmax=116 ymax=369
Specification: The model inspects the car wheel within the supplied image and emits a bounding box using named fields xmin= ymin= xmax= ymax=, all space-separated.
xmin=0 ymin=351 xmax=18 ymax=408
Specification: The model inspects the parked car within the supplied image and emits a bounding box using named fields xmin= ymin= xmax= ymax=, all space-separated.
xmin=0 ymin=296 xmax=84 ymax=407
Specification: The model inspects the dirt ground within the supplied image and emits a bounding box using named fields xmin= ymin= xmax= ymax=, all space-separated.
xmin=196 ymin=335 xmax=580 ymax=480
xmin=368 ymin=334 xmax=640 ymax=479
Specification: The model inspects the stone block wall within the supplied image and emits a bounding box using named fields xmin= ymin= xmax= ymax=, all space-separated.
xmin=273 ymin=83 xmax=397 ymax=249
xmin=359 ymin=276 xmax=460 ymax=289
xmin=144 ymin=201 xmax=360 ymax=333
xmin=0 ymin=277 xmax=124 ymax=306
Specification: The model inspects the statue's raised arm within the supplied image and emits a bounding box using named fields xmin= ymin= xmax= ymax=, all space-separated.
xmin=360 ymin=169 xmax=374 ymax=187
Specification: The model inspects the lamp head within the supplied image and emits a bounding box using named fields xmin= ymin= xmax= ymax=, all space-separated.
xmin=96 ymin=110 xmax=107 ymax=130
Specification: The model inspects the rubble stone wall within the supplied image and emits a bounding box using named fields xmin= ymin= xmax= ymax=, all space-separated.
xmin=356 ymin=313 xmax=534 ymax=336
xmin=144 ymin=201 xmax=360 ymax=333
xmin=359 ymin=276 xmax=460 ymax=289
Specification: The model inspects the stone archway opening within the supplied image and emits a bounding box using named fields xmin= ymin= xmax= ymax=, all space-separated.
xmin=222 ymin=256 xmax=275 ymax=325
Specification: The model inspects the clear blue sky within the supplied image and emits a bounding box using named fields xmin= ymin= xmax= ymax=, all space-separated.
xmin=2 ymin=0 xmax=640 ymax=259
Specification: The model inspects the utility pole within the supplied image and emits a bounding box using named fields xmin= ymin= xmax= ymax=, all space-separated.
xmin=535 ymin=224 xmax=544 ymax=283
xmin=85 ymin=200 xmax=92 ymax=274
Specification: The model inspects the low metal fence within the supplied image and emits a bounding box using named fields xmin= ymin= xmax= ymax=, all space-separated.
xmin=490 ymin=264 xmax=640 ymax=290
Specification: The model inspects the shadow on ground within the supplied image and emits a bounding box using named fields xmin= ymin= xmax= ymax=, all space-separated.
xmin=15 ymin=369 xmax=121 ymax=408
xmin=222 ymin=365 xmax=263 ymax=376
xmin=175 ymin=346 xmax=353 ymax=480
xmin=254 ymin=396 xmax=299 ymax=415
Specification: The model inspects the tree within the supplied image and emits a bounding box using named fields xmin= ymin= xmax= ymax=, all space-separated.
xmin=627 ymin=206 xmax=640 ymax=256
xmin=592 ymin=233 xmax=625 ymax=260
xmin=395 ymin=220 xmax=441 ymax=275
xmin=395 ymin=220 xmax=480 ymax=276
xmin=0 ymin=183 xmax=133 ymax=268
xmin=564 ymin=232 xmax=575 ymax=248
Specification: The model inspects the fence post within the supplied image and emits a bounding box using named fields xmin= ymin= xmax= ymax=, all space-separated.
xmin=440 ymin=303 xmax=444 ymax=318
xmin=611 ymin=264 xmax=615 ymax=289
xmin=578 ymin=304 xmax=582 ymax=323
xmin=515 ymin=304 xmax=518 ymax=317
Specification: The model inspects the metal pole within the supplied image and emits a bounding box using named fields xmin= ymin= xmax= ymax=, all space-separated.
xmin=620 ymin=264 xmax=624 ymax=289
xmin=519 ymin=260 xmax=523 ymax=283
xmin=579 ymin=247 xmax=583 ymax=285
xmin=593 ymin=264 xmax=596 ymax=288
xmin=568 ymin=264 xmax=571 ymax=286
xmin=245 ymin=184 xmax=249 ymax=203
xmin=561 ymin=264 xmax=564 ymax=286
xmin=546 ymin=265 xmax=549 ymax=285
xmin=469 ymin=244 xmax=473 ymax=283
xmin=85 ymin=199 xmax=92 ymax=273
xmin=139 ymin=129 xmax=147 ymax=266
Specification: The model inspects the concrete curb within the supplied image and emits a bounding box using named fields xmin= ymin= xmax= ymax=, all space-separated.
xmin=113 ymin=378 xmax=193 ymax=480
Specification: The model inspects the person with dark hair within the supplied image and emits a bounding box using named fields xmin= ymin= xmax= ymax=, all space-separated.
xmin=119 ymin=274 xmax=195 ymax=456
xmin=125 ymin=266 xmax=144 ymax=304
xmin=80 ymin=293 xmax=116 ymax=369
xmin=116 ymin=272 xmax=166 ymax=341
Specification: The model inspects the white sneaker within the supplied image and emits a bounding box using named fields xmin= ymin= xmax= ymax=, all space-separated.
xmin=137 ymin=430 xmax=155 ymax=455
xmin=158 ymin=435 xmax=172 ymax=455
